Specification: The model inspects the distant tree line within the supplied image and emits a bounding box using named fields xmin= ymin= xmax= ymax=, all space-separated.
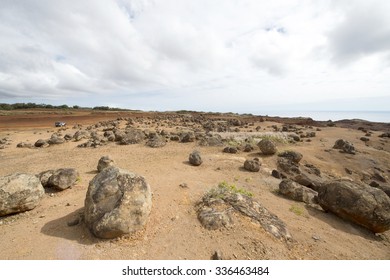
xmin=0 ymin=103 xmax=133 ymax=111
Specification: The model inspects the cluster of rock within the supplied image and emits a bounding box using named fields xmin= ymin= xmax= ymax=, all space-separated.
xmin=0 ymin=167 xmax=79 ymax=217
xmin=0 ymin=155 xmax=153 ymax=239
xmin=0 ymin=137 xmax=12 ymax=149
xmin=272 ymin=145 xmax=390 ymax=233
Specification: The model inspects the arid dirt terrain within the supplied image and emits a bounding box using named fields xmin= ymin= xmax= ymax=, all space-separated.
xmin=0 ymin=109 xmax=389 ymax=260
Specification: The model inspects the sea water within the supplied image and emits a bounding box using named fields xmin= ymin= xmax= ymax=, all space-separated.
xmin=256 ymin=111 xmax=390 ymax=123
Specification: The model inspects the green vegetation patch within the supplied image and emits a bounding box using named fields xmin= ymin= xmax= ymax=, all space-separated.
xmin=206 ymin=181 xmax=253 ymax=199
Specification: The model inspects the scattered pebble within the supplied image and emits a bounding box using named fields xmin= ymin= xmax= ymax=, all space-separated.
xmin=211 ymin=250 xmax=223 ymax=260
xmin=312 ymin=235 xmax=321 ymax=241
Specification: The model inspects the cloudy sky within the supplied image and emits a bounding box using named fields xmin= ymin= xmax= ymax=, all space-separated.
xmin=1 ymin=0 xmax=390 ymax=113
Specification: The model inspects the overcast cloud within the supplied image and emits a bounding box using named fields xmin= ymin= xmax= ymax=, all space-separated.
xmin=0 ymin=0 xmax=389 ymax=112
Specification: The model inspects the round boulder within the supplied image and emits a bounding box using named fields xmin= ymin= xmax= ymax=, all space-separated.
xmin=47 ymin=168 xmax=79 ymax=191
xmin=97 ymin=156 xmax=115 ymax=172
xmin=84 ymin=167 xmax=152 ymax=239
xmin=258 ymin=139 xmax=277 ymax=155
xmin=243 ymin=158 xmax=261 ymax=172
xmin=278 ymin=150 xmax=303 ymax=164
xmin=189 ymin=150 xmax=203 ymax=166
xmin=0 ymin=173 xmax=44 ymax=216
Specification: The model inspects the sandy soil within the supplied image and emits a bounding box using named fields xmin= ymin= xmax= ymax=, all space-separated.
xmin=0 ymin=110 xmax=389 ymax=260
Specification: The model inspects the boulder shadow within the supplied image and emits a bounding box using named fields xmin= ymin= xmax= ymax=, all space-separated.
xmin=41 ymin=208 xmax=98 ymax=245
xmin=305 ymin=206 xmax=382 ymax=242
xmin=85 ymin=170 xmax=98 ymax=175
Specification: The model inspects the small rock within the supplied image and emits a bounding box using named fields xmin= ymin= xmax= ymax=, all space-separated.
xmin=271 ymin=169 xmax=282 ymax=179
xmin=97 ymin=155 xmax=115 ymax=172
xmin=67 ymin=217 xmax=80 ymax=227
xmin=211 ymin=250 xmax=223 ymax=260
xmin=223 ymin=146 xmax=238 ymax=154
xmin=243 ymin=158 xmax=261 ymax=172
xmin=312 ymin=235 xmax=320 ymax=241
xmin=189 ymin=150 xmax=203 ymax=166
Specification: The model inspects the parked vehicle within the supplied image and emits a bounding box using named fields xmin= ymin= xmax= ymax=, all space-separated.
xmin=55 ymin=122 xmax=66 ymax=127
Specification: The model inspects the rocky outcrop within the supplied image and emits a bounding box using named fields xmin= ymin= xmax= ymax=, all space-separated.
xmin=0 ymin=173 xmax=44 ymax=216
xmin=197 ymin=185 xmax=292 ymax=241
xmin=84 ymin=167 xmax=152 ymax=239
xmin=318 ymin=180 xmax=390 ymax=233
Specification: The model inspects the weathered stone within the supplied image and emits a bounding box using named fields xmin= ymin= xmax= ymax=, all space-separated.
xmin=243 ymin=158 xmax=261 ymax=172
xmin=189 ymin=150 xmax=203 ymax=166
xmin=37 ymin=170 xmax=55 ymax=188
xmin=73 ymin=130 xmax=90 ymax=141
xmin=120 ymin=129 xmax=145 ymax=145
xmin=47 ymin=168 xmax=79 ymax=191
xmin=278 ymin=150 xmax=303 ymax=164
xmin=258 ymin=139 xmax=277 ymax=155
xmin=223 ymin=146 xmax=238 ymax=154
xmin=197 ymin=186 xmax=292 ymax=241
xmin=16 ymin=142 xmax=33 ymax=148
xmin=0 ymin=173 xmax=44 ymax=216
xmin=97 ymin=156 xmax=115 ymax=172
xmin=279 ymin=179 xmax=318 ymax=204
xmin=146 ymin=134 xmax=166 ymax=148
xmin=84 ymin=167 xmax=152 ymax=239
xmin=293 ymin=173 xmax=324 ymax=192
xmin=198 ymin=206 xmax=232 ymax=230
xmin=199 ymin=135 xmax=224 ymax=147
xmin=318 ymin=180 xmax=390 ymax=233
xmin=277 ymin=157 xmax=300 ymax=175
xmin=180 ymin=132 xmax=196 ymax=143
xmin=35 ymin=139 xmax=49 ymax=148
xmin=333 ymin=139 xmax=356 ymax=154
xmin=48 ymin=136 xmax=65 ymax=145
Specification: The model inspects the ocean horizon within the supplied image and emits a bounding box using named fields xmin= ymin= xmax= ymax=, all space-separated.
xmin=254 ymin=111 xmax=390 ymax=123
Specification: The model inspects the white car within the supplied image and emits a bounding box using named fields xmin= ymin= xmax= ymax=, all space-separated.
xmin=55 ymin=122 xmax=66 ymax=127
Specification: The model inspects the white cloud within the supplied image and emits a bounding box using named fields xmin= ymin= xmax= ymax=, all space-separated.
xmin=0 ymin=0 xmax=389 ymax=112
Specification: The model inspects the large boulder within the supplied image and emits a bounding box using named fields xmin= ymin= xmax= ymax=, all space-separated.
xmin=258 ymin=139 xmax=277 ymax=155
xmin=318 ymin=180 xmax=390 ymax=233
xmin=47 ymin=168 xmax=79 ymax=191
xmin=84 ymin=167 xmax=152 ymax=239
xmin=0 ymin=173 xmax=44 ymax=216
xmin=279 ymin=179 xmax=318 ymax=204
